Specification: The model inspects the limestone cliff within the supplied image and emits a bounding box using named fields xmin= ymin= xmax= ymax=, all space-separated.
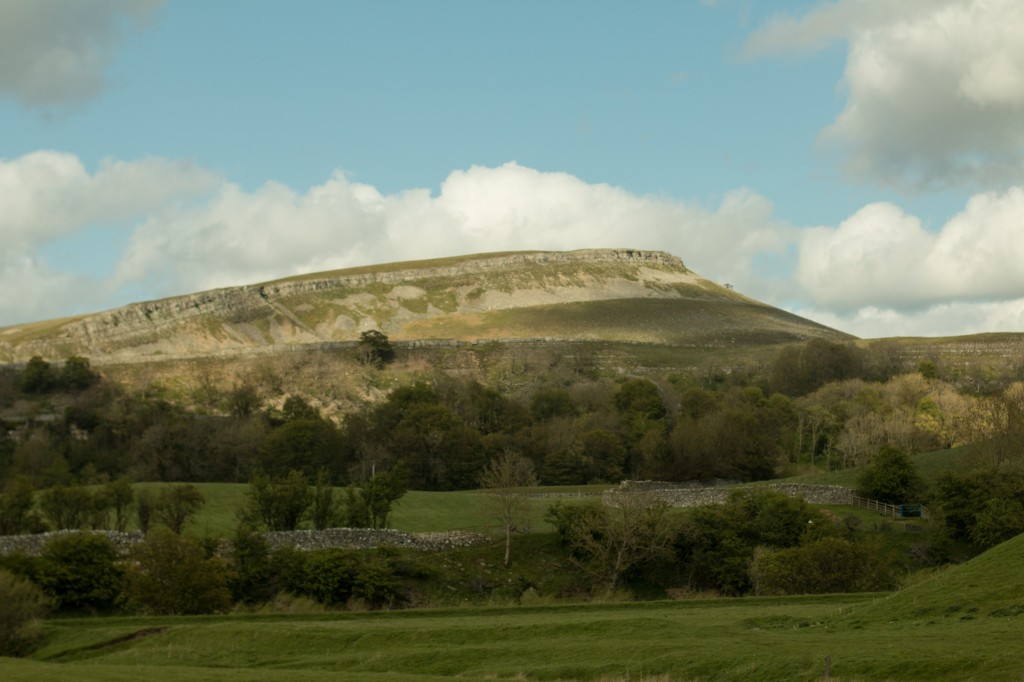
xmin=0 ymin=249 xmax=847 ymax=363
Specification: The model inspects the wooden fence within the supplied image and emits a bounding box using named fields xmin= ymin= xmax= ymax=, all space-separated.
xmin=851 ymin=495 xmax=929 ymax=520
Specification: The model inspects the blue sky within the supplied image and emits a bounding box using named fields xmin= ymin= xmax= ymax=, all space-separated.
xmin=2 ymin=0 xmax=1023 ymax=338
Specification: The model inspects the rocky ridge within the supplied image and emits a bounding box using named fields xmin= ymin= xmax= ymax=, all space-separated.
xmin=0 ymin=248 xmax=839 ymax=364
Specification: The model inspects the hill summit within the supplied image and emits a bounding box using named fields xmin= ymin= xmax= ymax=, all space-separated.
xmin=0 ymin=249 xmax=849 ymax=363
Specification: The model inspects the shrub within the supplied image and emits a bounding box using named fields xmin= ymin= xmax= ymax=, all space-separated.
xmin=227 ymin=525 xmax=274 ymax=604
xmin=122 ymin=528 xmax=232 ymax=615
xmin=750 ymin=537 xmax=898 ymax=595
xmin=858 ymin=446 xmax=927 ymax=504
xmin=246 ymin=469 xmax=312 ymax=531
xmin=0 ymin=476 xmax=42 ymax=535
xmin=297 ymin=549 xmax=405 ymax=609
xmin=0 ymin=569 xmax=50 ymax=656
xmin=155 ymin=484 xmax=205 ymax=533
xmin=38 ymin=533 xmax=122 ymax=612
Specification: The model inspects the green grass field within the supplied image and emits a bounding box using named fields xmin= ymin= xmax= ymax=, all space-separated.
xmin=9 ymin=532 xmax=1024 ymax=682
xmin=779 ymin=446 xmax=969 ymax=489
xmin=7 ymin=472 xmax=1023 ymax=679
xmin=133 ymin=483 xmax=611 ymax=539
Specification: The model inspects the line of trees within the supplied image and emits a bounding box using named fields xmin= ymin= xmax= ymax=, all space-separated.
xmin=4 ymin=342 xmax=1024 ymax=498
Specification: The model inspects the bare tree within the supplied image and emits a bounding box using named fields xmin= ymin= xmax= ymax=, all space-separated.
xmin=478 ymin=450 xmax=537 ymax=567
xmin=568 ymin=489 xmax=676 ymax=589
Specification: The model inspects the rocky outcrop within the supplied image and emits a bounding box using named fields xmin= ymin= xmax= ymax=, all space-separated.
xmin=0 ymin=249 xmax=711 ymax=362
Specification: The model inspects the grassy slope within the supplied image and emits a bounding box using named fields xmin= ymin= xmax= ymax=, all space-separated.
xmin=10 ymin=579 xmax=1024 ymax=681
xmin=401 ymin=298 xmax=843 ymax=345
xmin=9 ymin=479 xmax=1024 ymax=680
xmin=135 ymin=483 xmax=611 ymax=538
xmin=779 ymin=446 xmax=968 ymax=489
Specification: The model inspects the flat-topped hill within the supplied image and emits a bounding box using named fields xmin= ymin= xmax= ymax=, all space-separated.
xmin=0 ymin=249 xmax=850 ymax=363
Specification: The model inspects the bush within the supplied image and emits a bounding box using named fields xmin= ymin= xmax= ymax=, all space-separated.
xmin=155 ymin=484 xmax=205 ymax=533
xmin=858 ymin=446 xmax=927 ymax=504
xmin=227 ymin=525 xmax=274 ymax=604
xmin=122 ymin=528 xmax=232 ymax=615
xmin=0 ymin=569 xmax=50 ymax=656
xmin=751 ymin=537 xmax=897 ymax=595
xmin=38 ymin=533 xmax=122 ymax=612
xmin=246 ymin=469 xmax=312 ymax=531
xmin=296 ymin=549 xmax=405 ymax=609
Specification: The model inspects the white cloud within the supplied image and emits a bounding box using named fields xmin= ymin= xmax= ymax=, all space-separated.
xmin=0 ymin=0 xmax=162 ymax=108
xmin=114 ymin=162 xmax=796 ymax=302
xmin=6 ymin=153 xmax=1024 ymax=340
xmin=0 ymin=151 xmax=219 ymax=325
xmin=797 ymin=187 xmax=1024 ymax=312
xmin=744 ymin=0 xmax=955 ymax=57
xmin=0 ymin=151 xmax=220 ymax=251
xmin=747 ymin=0 xmax=1024 ymax=189
xmin=797 ymin=299 xmax=1024 ymax=339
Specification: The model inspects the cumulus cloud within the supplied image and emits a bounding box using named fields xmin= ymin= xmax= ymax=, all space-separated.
xmin=746 ymin=0 xmax=1024 ymax=189
xmin=0 ymin=151 xmax=220 ymax=251
xmin=0 ymin=0 xmax=162 ymax=107
xmin=1 ymin=158 xmax=796 ymax=325
xmin=796 ymin=299 xmax=1024 ymax=340
xmin=114 ymin=162 xmax=796 ymax=301
xmin=797 ymin=186 xmax=1024 ymax=315
xmin=0 ymin=151 xmax=219 ymax=324
xmin=7 ymin=152 xmax=1024 ymax=339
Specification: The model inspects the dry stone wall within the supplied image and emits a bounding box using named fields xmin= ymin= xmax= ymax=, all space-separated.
xmin=0 ymin=528 xmax=488 ymax=557
xmin=606 ymin=481 xmax=855 ymax=508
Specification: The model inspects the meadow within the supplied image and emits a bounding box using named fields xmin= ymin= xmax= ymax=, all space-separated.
xmin=7 ymin=555 xmax=1024 ymax=682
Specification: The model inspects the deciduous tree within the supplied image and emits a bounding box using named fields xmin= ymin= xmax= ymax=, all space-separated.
xmin=478 ymin=450 xmax=537 ymax=566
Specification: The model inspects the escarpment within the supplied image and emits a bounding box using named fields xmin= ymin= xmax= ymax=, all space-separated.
xmin=0 ymin=249 xmax=848 ymax=364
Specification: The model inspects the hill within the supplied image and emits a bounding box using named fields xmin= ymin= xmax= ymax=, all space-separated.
xmin=0 ymin=249 xmax=850 ymax=365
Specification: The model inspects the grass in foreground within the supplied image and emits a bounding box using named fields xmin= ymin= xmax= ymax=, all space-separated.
xmin=8 ymin=505 xmax=1024 ymax=681
xmin=5 ymin=590 xmax=1023 ymax=682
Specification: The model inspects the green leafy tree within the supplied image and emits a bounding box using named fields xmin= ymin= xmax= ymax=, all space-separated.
xmin=227 ymin=524 xmax=274 ymax=604
xmin=58 ymin=356 xmax=98 ymax=391
xmin=389 ymin=403 xmax=482 ymax=490
xmin=580 ymin=429 xmax=626 ymax=483
xmin=39 ymin=485 xmax=92 ymax=530
xmin=310 ymin=469 xmax=337 ymax=530
xmin=246 ymin=469 xmax=312 ymax=531
xmin=228 ymin=382 xmax=261 ymax=418
xmin=857 ymin=446 xmax=926 ymax=504
xmin=615 ymin=378 xmax=666 ymax=421
xmin=0 ymin=569 xmax=50 ymax=656
xmin=155 ymin=484 xmax=205 ymax=534
xmin=136 ymin=488 xmax=156 ymax=533
xmin=751 ymin=537 xmax=897 ymax=595
xmin=262 ymin=417 xmax=344 ymax=478
xmin=549 ymin=490 xmax=675 ymax=589
xmin=970 ymin=497 xmax=1024 ymax=549
xmin=104 ymin=477 xmax=134 ymax=532
xmin=360 ymin=463 xmax=408 ymax=529
xmin=0 ymin=476 xmax=41 ymax=535
xmin=357 ymin=329 xmax=395 ymax=367
xmin=530 ymin=388 xmax=577 ymax=421
xmin=18 ymin=356 xmax=54 ymax=394
xmin=676 ymin=489 xmax=834 ymax=595
xmin=122 ymin=528 xmax=232 ymax=615
xmin=280 ymin=395 xmax=321 ymax=422
xmin=37 ymin=533 xmax=122 ymax=611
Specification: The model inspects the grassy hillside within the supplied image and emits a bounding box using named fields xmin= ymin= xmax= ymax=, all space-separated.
xmin=845 ymin=532 xmax=1024 ymax=625
xmin=780 ymin=446 xmax=968 ymax=489
xmin=132 ymin=483 xmax=611 ymax=538
xmin=11 ymin=569 xmax=1024 ymax=681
